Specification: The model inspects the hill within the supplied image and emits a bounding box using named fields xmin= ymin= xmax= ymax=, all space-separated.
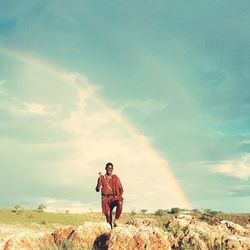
xmin=0 ymin=209 xmax=249 ymax=249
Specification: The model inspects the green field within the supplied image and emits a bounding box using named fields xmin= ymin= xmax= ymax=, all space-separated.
xmin=0 ymin=208 xmax=249 ymax=232
xmin=0 ymin=209 xmax=160 ymax=231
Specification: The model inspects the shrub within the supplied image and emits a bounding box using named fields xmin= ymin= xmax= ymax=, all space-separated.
xmin=170 ymin=207 xmax=181 ymax=214
xmin=130 ymin=209 xmax=136 ymax=216
xmin=12 ymin=204 xmax=24 ymax=215
xmin=36 ymin=204 xmax=47 ymax=212
xmin=155 ymin=209 xmax=168 ymax=217
xmin=140 ymin=209 xmax=147 ymax=214
xmin=204 ymin=209 xmax=220 ymax=217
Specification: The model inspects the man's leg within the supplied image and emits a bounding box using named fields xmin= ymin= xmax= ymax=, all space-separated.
xmin=102 ymin=199 xmax=112 ymax=226
xmin=112 ymin=200 xmax=123 ymax=227
xmin=115 ymin=200 xmax=123 ymax=220
xmin=105 ymin=210 xmax=111 ymax=225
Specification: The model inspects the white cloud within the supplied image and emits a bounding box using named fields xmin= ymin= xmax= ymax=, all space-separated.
xmin=44 ymin=198 xmax=99 ymax=213
xmin=213 ymin=154 xmax=250 ymax=180
xmin=0 ymin=70 xmax=190 ymax=211
xmin=41 ymin=86 xmax=190 ymax=211
xmin=62 ymin=72 xmax=99 ymax=96
xmin=241 ymin=140 xmax=250 ymax=145
xmin=22 ymin=102 xmax=62 ymax=116
xmin=0 ymin=82 xmax=62 ymax=116
xmin=0 ymin=80 xmax=7 ymax=95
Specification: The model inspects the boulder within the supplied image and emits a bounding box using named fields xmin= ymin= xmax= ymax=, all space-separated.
xmin=166 ymin=214 xmax=250 ymax=250
xmin=107 ymin=224 xmax=172 ymax=250
xmin=221 ymin=220 xmax=248 ymax=236
xmin=3 ymin=232 xmax=56 ymax=250
xmin=51 ymin=225 xmax=75 ymax=247
xmin=126 ymin=218 xmax=157 ymax=227
xmin=67 ymin=222 xmax=111 ymax=249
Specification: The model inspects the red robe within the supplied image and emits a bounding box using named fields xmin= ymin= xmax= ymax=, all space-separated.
xmin=96 ymin=174 xmax=123 ymax=214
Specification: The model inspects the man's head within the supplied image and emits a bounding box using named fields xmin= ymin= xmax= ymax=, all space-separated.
xmin=105 ymin=162 xmax=113 ymax=176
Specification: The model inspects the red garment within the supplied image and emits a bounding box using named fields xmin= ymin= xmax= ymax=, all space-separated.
xmin=96 ymin=174 xmax=123 ymax=215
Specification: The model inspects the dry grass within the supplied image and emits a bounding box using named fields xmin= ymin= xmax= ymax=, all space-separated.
xmin=0 ymin=208 xmax=249 ymax=231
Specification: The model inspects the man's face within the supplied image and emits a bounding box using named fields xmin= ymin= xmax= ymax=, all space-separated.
xmin=106 ymin=165 xmax=113 ymax=175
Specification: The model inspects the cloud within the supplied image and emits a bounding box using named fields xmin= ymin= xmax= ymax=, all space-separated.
xmin=0 ymin=81 xmax=62 ymax=117
xmin=0 ymin=80 xmax=6 ymax=95
xmin=22 ymin=102 xmax=62 ymax=116
xmin=213 ymin=154 xmax=250 ymax=180
xmin=37 ymin=82 xmax=190 ymax=211
xmin=241 ymin=140 xmax=250 ymax=145
xmin=44 ymin=198 xmax=99 ymax=213
xmin=0 ymin=69 xmax=189 ymax=211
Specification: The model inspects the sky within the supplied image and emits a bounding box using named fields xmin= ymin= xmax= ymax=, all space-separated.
xmin=0 ymin=0 xmax=249 ymax=213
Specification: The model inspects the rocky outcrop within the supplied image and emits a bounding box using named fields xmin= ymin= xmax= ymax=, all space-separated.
xmin=166 ymin=214 xmax=250 ymax=250
xmin=51 ymin=225 xmax=75 ymax=246
xmin=126 ymin=218 xmax=157 ymax=227
xmin=107 ymin=223 xmax=173 ymax=250
xmin=67 ymin=222 xmax=110 ymax=249
xmin=2 ymin=232 xmax=56 ymax=250
xmin=0 ymin=216 xmax=249 ymax=249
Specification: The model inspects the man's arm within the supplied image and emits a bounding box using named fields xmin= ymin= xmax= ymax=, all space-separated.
xmin=117 ymin=176 xmax=123 ymax=195
xmin=95 ymin=177 xmax=102 ymax=192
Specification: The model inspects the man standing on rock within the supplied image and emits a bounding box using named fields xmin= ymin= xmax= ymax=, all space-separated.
xmin=95 ymin=162 xmax=123 ymax=228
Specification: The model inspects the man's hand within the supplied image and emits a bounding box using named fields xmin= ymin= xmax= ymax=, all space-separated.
xmin=95 ymin=175 xmax=102 ymax=192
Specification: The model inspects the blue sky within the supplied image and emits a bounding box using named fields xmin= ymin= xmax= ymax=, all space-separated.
xmin=0 ymin=0 xmax=249 ymax=212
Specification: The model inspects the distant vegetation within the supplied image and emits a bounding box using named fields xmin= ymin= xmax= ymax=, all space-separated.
xmin=140 ymin=209 xmax=147 ymax=214
xmin=12 ymin=204 xmax=24 ymax=215
xmin=36 ymin=204 xmax=47 ymax=213
xmin=1 ymin=206 xmax=248 ymax=230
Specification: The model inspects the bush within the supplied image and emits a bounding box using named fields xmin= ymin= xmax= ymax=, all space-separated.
xmin=140 ymin=209 xmax=147 ymax=214
xmin=155 ymin=209 xmax=168 ymax=217
xmin=36 ymin=204 xmax=47 ymax=212
xmin=170 ymin=207 xmax=181 ymax=214
xmin=204 ymin=209 xmax=220 ymax=217
xmin=130 ymin=209 xmax=136 ymax=216
xmin=12 ymin=204 xmax=24 ymax=215
xmin=191 ymin=209 xmax=201 ymax=214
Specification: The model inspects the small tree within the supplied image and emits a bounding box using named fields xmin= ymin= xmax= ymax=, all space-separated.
xmin=204 ymin=208 xmax=220 ymax=217
xmin=13 ymin=204 xmax=21 ymax=212
xmin=130 ymin=209 xmax=136 ymax=216
xmin=37 ymin=204 xmax=46 ymax=212
xmin=141 ymin=209 xmax=147 ymax=214
xmin=13 ymin=204 xmax=24 ymax=215
xmin=192 ymin=209 xmax=200 ymax=214
xmin=170 ymin=207 xmax=181 ymax=214
xmin=155 ymin=209 xmax=167 ymax=217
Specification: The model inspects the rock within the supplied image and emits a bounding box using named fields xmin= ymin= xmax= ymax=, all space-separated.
xmin=107 ymin=224 xmax=172 ymax=250
xmin=225 ymin=235 xmax=250 ymax=250
xmin=68 ymin=222 xmax=111 ymax=249
xmin=52 ymin=225 xmax=75 ymax=247
xmin=166 ymin=214 xmax=250 ymax=250
xmin=126 ymin=218 xmax=157 ymax=227
xmin=3 ymin=232 xmax=56 ymax=250
xmin=1 ymin=216 xmax=250 ymax=250
xmin=221 ymin=220 xmax=248 ymax=235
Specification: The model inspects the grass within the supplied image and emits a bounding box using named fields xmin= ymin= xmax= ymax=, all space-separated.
xmin=0 ymin=208 xmax=249 ymax=231
xmin=0 ymin=209 xmax=105 ymax=230
xmin=0 ymin=209 xmax=161 ymax=230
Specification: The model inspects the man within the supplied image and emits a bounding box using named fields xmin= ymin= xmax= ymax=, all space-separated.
xmin=95 ymin=162 xmax=123 ymax=227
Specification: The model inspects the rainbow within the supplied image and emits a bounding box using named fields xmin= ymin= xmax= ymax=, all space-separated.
xmin=0 ymin=47 xmax=191 ymax=209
